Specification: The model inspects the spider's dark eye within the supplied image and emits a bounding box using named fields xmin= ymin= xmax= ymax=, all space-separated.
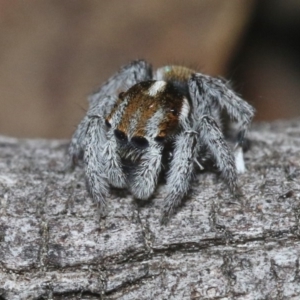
xmin=131 ymin=136 xmax=149 ymax=149
xmin=114 ymin=129 xmax=128 ymax=143
xmin=154 ymin=136 xmax=165 ymax=143
xmin=118 ymin=92 xmax=125 ymax=99
xmin=105 ymin=119 xmax=111 ymax=128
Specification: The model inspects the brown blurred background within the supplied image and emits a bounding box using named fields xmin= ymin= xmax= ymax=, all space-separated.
xmin=0 ymin=0 xmax=299 ymax=139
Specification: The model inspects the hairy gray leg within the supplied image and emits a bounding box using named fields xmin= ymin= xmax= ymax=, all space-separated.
xmin=68 ymin=95 xmax=115 ymax=168
xmin=68 ymin=116 xmax=89 ymax=168
xmin=102 ymin=132 xmax=127 ymax=189
xmin=129 ymin=143 xmax=163 ymax=200
xmin=68 ymin=60 xmax=152 ymax=168
xmin=84 ymin=117 xmax=109 ymax=209
xmin=188 ymin=74 xmax=255 ymax=144
xmin=200 ymin=116 xmax=238 ymax=193
xmin=88 ymin=60 xmax=152 ymax=107
xmin=161 ymin=131 xmax=199 ymax=224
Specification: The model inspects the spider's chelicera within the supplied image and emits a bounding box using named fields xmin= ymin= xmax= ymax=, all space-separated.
xmin=69 ymin=60 xmax=255 ymax=223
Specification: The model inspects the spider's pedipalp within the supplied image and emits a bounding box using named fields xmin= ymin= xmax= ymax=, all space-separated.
xmin=161 ymin=130 xmax=199 ymax=223
xmin=128 ymin=143 xmax=163 ymax=200
xmin=68 ymin=115 xmax=89 ymax=167
xmin=200 ymin=115 xmax=238 ymax=193
xmin=102 ymin=131 xmax=127 ymax=189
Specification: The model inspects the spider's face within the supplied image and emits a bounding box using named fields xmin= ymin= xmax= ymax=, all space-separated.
xmin=105 ymin=80 xmax=191 ymax=152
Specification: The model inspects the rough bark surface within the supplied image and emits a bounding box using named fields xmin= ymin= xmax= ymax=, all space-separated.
xmin=0 ymin=119 xmax=300 ymax=300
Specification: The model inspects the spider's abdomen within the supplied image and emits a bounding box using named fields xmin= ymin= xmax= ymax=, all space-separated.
xmin=155 ymin=65 xmax=195 ymax=97
xmin=106 ymin=80 xmax=191 ymax=143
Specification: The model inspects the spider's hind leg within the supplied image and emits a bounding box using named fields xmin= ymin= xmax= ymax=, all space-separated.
xmin=199 ymin=115 xmax=238 ymax=193
xmin=188 ymin=74 xmax=255 ymax=139
xmin=188 ymin=73 xmax=255 ymax=174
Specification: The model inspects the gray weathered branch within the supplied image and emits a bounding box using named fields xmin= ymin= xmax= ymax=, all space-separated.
xmin=0 ymin=119 xmax=300 ymax=299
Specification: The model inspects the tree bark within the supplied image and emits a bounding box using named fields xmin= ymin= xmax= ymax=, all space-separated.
xmin=0 ymin=119 xmax=300 ymax=300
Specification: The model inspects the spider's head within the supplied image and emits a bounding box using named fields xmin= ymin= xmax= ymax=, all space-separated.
xmin=105 ymin=80 xmax=191 ymax=152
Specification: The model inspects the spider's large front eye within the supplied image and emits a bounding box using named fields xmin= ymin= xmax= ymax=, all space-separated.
xmin=131 ymin=136 xmax=149 ymax=149
xmin=154 ymin=135 xmax=166 ymax=144
xmin=114 ymin=129 xmax=128 ymax=143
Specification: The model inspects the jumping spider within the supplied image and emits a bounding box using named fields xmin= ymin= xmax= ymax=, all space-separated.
xmin=69 ymin=60 xmax=255 ymax=223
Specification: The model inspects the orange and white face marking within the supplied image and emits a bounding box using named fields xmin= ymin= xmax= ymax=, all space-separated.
xmin=106 ymin=80 xmax=191 ymax=143
xmin=180 ymin=97 xmax=190 ymax=121
xmin=147 ymin=81 xmax=167 ymax=97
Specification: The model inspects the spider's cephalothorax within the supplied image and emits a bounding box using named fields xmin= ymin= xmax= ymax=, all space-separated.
xmin=69 ymin=60 xmax=255 ymax=223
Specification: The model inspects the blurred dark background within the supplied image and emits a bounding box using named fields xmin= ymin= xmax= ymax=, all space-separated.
xmin=0 ymin=0 xmax=299 ymax=139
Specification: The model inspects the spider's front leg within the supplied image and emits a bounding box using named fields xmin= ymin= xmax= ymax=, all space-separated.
xmin=161 ymin=130 xmax=199 ymax=224
xmin=68 ymin=96 xmax=115 ymax=168
xmin=69 ymin=60 xmax=153 ymax=213
xmin=68 ymin=60 xmax=152 ymax=168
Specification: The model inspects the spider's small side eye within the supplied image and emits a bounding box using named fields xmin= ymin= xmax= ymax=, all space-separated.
xmin=105 ymin=119 xmax=111 ymax=128
xmin=131 ymin=136 xmax=149 ymax=149
xmin=114 ymin=129 xmax=128 ymax=143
